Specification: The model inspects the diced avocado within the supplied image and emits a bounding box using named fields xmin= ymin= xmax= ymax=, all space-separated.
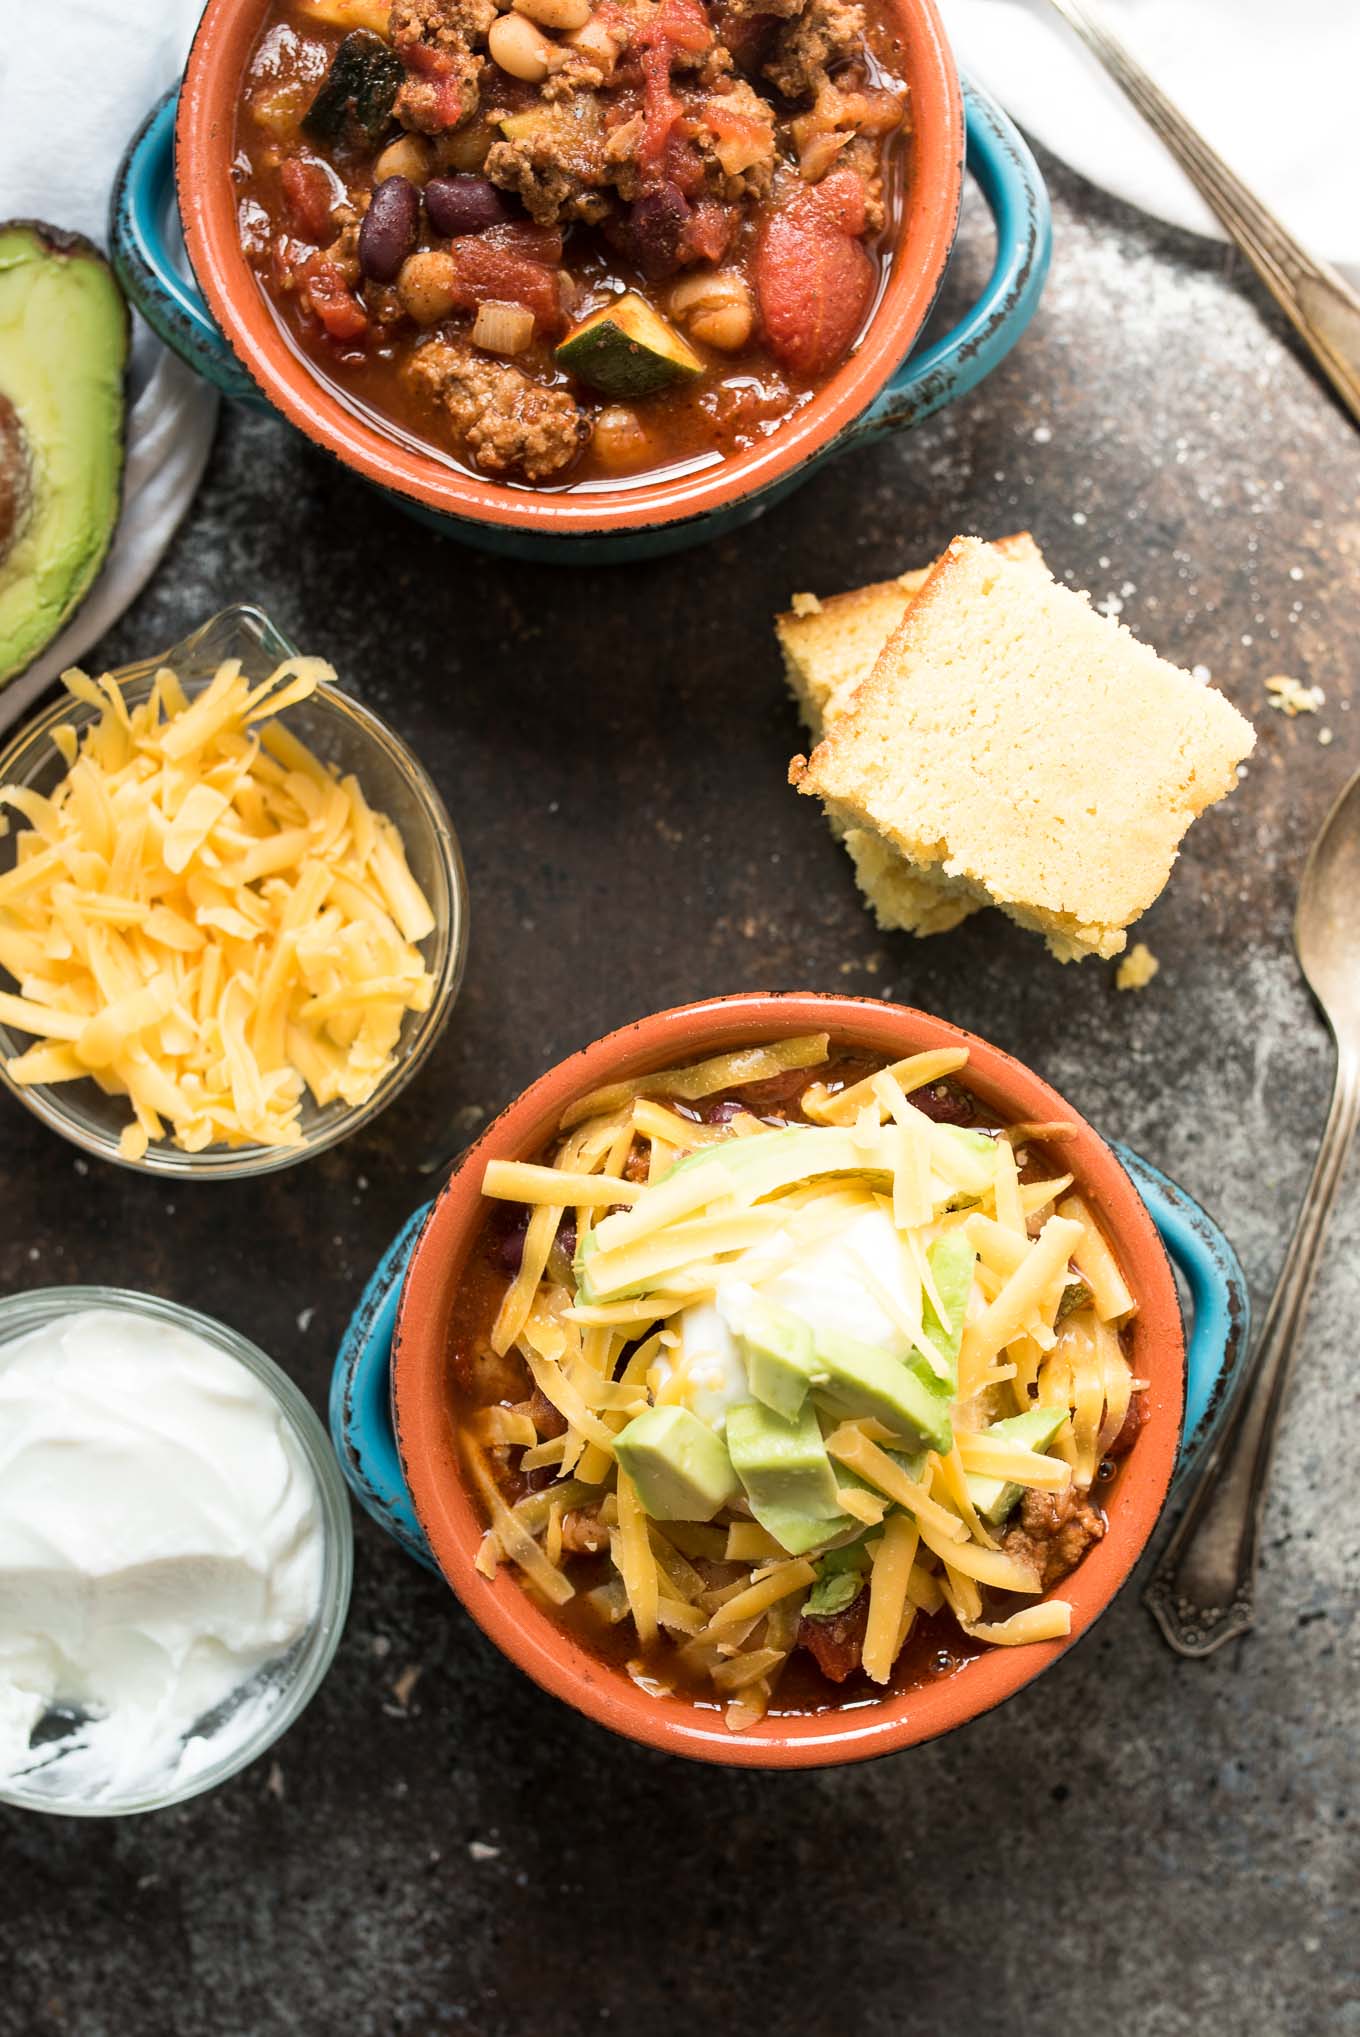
xmin=613 ymin=1404 xmax=739 ymax=1522
xmin=303 ymin=30 xmax=403 ymax=145
xmin=802 ymin=1569 xmax=864 ymax=1618
xmin=917 ymin=1232 xmax=976 ymax=1387
xmin=0 ymin=222 xmax=127 ymax=687
xmin=727 ymin=1399 xmax=846 ymax=1553
xmin=812 ymin=1330 xmax=954 ymax=1456
xmin=749 ymin=1499 xmax=858 ymax=1557
xmin=962 ymin=1405 xmax=1070 ymax=1525
xmin=734 ymin=1294 xmax=822 ymax=1419
xmin=817 ymin=1533 xmax=871 ymax=1576
xmin=555 ymin=293 xmax=703 ymax=399
xmin=1056 ymin=1276 xmax=1094 ymax=1323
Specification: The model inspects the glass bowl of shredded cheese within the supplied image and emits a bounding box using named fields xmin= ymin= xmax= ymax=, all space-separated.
xmin=0 ymin=606 xmax=467 ymax=1175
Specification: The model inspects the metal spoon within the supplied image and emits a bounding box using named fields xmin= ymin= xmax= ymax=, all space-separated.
xmin=1042 ymin=0 xmax=1360 ymax=429
xmin=1145 ymin=769 xmax=1360 ymax=1654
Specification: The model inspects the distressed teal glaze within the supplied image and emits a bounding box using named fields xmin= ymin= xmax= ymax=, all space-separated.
xmin=331 ymin=1150 xmax=1249 ymax=1571
xmin=111 ymin=79 xmax=1051 ymax=560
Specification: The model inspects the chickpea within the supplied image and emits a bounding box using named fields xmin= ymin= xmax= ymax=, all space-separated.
xmin=590 ymin=405 xmax=653 ymax=472
xmin=669 ymin=270 xmax=754 ymax=353
xmin=488 ymin=11 xmax=555 ymax=81
xmin=396 ymin=249 xmax=462 ymax=325
xmin=374 ymin=133 xmax=433 ymax=185
xmin=433 ymin=121 xmax=493 ymax=173
xmin=514 ymin=0 xmax=591 ymax=28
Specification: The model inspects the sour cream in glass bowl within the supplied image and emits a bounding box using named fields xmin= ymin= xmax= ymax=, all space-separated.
xmin=0 ymin=1287 xmax=352 ymax=1816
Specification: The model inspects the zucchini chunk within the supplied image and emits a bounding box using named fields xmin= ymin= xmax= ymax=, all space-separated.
xmin=303 ymin=30 xmax=403 ymax=146
xmin=555 ymin=292 xmax=703 ymax=399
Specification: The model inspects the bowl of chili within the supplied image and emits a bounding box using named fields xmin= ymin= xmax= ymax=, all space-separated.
xmin=111 ymin=0 xmax=1049 ymax=561
xmin=387 ymin=993 xmax=1189 ymax=1767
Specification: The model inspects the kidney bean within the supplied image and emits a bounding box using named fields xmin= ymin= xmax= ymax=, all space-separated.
xmin=626 ymin=181 xmax=690 ymax=279
xmin=496 ymin=1209 xmax=530 ymax=1274
xmin=911 ymin=1077 xmax=977 ymax=1126
xmin=424 ymin=174 xmax=512 ymax=237
xmin=358 ymin=175 xmax=420 ymax=282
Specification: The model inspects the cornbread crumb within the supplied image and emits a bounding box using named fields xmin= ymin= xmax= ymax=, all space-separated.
xmin=1115 ymin=943 xmax=1160 ymax=992
xmin=1265 ymin=674 xmax=1324 ymax=716
xmin=791 ymin=537 xmax=1256 ymax=963
xmin=1319 ymin=727 xmax=1335 ymax=746
xmin=790 ymin=591 xmax=822 ymax=617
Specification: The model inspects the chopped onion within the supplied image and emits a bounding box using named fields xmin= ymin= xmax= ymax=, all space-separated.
xmin=471 ymin=299 xmax=535 ymax=354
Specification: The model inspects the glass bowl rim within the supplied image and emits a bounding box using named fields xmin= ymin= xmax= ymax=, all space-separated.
xmin=0 ymin=1283 xmax=354 ymax=1817
xmin=0 ymin=605 xmax=469 ymax=1178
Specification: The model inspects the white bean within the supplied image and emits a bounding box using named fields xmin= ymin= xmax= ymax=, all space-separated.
xmin=488 ymin=12 xmax=554 ymax=81
xmin=514 ymin=0 xmax=591 ymax=29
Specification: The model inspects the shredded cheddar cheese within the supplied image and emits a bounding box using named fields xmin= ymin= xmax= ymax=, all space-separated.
xmin=0 ymin=658 xmax=436 ymax=1157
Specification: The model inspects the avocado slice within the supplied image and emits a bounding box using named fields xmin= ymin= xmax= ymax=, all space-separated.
xmin=962 ymin=1405 xmax=1069 ymax=1525
xmin=0 ymin=222 xmax=128 ymax=687
xmin=613 ymin=1404 xmax=740 ymax=1521
xmin=811 ymin=1329 xmax=954 ymax=1455
xmin=733 ymin=1293 xmax=823 ymax=1419
xmin=918 ymin=1232 xmax=976 ymax=1388
xmin=555 ymin=292 xmax=703 ymax=399
xmin=726 ymin=1399 xmax=850 ymax=1554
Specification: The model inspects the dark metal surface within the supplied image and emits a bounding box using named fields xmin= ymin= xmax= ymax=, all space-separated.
xmin=3 ymin=149 xmax=1356 ymax=2036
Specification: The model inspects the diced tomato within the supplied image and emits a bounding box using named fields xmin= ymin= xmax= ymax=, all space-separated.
xmin=679 ymin=197 xmax=733 ymax=265
xmin=636 ymin=40 xmax=683 ymax=174
xmin=302 ymin=257 xmax=369 ymax=341
xmin=753 ymin=167 xmax=873 ymax=377
xmin=484 ymin=220 xmax=566 ymax=267
xmin=632 ymin=0 xmax=712 ymax=180
xmin=448 ymin=238 xmax=562 ymax=331
xmin=279 ymin=156 xmax=336 ymax=245
xmin=400 ymin=39 xmax=465 ymax=129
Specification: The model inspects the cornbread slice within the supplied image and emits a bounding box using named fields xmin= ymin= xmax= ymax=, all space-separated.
xmin=790 ymin=537 xmax=1256 ymax=961
xmin=778 ymin=532 xmax=1044 ymax=741
xmin=778 ymin=534 xmax=1046 ymax=934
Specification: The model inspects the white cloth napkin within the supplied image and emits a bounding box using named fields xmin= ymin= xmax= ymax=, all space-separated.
xmin=0 ymin=0 xmax=219 ymax=734
xmin=941 ymin=0 xmax=1360 ymax=281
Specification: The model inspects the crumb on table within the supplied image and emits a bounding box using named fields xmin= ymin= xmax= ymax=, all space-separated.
xmin=1116 ymin=942 xmax=1160 ymax=992
xmin=1265 ymin=675 xmax=1324 ymax=716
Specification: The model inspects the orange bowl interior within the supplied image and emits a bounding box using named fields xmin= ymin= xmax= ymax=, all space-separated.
xmin=176 ymin=0 xmax=964 ymax=534
xmin=392 ymin=994 xmax=1185 ymax=1768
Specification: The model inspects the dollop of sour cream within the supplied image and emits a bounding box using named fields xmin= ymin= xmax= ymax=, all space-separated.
xmin=0 ymin=1306 xmax=325 ymax=1806
xmin=651 ymin=1204 xmax=925 ymax=1429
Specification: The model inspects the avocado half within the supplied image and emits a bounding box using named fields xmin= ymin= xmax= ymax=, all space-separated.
xmin=0 ymin=221 xmax=129 ymax=687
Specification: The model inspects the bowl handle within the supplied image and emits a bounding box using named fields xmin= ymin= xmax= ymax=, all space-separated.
xmin=333 ymin=1145 xmax=1250 ymax=1570
xmin=1112 ymin=1144 xmax=1251 ymax=1486
xmin=835 ymin=76 xmax=1052 ymax=452
xmin=330 ymin=1200 xmax=440 ymax=1569
xmin=110 ymin=89 xmax=265 ymax=406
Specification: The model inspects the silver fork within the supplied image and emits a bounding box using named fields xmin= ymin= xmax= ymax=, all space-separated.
xmin=1041 ymin=0 xmax=1360 ymax=427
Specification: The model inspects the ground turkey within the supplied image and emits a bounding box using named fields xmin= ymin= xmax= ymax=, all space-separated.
xmin=764 ymin=0 xmax=866 ymax=100
xmin=1001 ymin=1486 xmax=1106 ymax=1591
xmin=483 ymin=92 xmax=614 ymax=224
xmin=405 ymin=337 xmax=591 ymax=478
xmin=694 ymin=77 xmax=778 ymax=202
xmin=392 ymin=0 xmax=491 ymax=132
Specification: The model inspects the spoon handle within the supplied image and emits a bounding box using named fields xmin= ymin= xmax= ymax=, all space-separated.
xmin=1145 ymin=1051 xmax=1360 ymax=1655
xmin=1042 ymin=0 xmax=1360 ymax=428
